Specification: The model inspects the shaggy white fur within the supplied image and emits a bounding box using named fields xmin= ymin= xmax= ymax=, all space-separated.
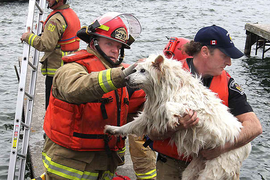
xmin=105 ymin=54 xmax=251 ymax=180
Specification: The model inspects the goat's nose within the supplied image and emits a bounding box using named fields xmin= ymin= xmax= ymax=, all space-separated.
xmin=125 ymin=76 xmax=130 ymax=81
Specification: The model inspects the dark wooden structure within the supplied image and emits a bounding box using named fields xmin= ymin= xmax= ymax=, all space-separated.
xmin=244 ymin=23 xmax=270 ymax=59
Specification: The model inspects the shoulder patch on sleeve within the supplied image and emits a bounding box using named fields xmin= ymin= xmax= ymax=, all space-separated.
xmin=49 ymin=20 xmax=57 ymax=26
xmin=229 ymin=79 xmax=245 ymax=95
xmin=46 ymin=19 xmax=58 ymax=32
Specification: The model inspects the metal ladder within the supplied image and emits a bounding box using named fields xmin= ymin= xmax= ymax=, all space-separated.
xmin=8 ymin=0 xmax=46 ymax=179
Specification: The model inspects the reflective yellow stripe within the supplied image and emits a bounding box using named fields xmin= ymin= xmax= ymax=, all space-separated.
xmin=41 ymin=61 xmax=64 ymax=75
xmin=98 ymin=71 xmax=107 ymax=92
xmin=41 ymin=68 xmax=58 ymax=76
xmin=136 ymin=169 xmax=157 ymax=179
xmin=63 ymin=25 xmax=66 ymax=31
xmin=98 ymin=69 xmax=117 ymax=93
xmin=28 ymin=34 xmax=34 ymax=44
xmin=100 ymin=171 xmax=114 ymax=180
xmin=42 ymin=152 xmax=98 ymax=180
xmin=105 ymin=69 xmax=117 ymax=90
xmin=117 ymin=146 xmax=126 ymax=154
xmin=98 ymin=24 xmax=109 ymax=31
xmin=117 ymin=147 xmax=126 ymax=166
xmin=61 ymin=51 xmax=68 ymax=57
xmin=28 ymin=34 xmax=37 ymax=46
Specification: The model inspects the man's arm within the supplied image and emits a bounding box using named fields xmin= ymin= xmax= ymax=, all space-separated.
xmin=21 ymin=16 xmax=64 ymax=51
xmin=148 ymin=110 xmax=199 ymax=141
xmin=200 ymin=111 xmax=262 ymax=160
xmin=52 ymin=62 xmax=127 ymax=104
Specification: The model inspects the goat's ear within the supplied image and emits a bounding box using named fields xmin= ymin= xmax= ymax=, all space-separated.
xmin=155 ymin=55 xmax=164 ymax=65
xmin=152 ymin=55 xmax=164 ymax=71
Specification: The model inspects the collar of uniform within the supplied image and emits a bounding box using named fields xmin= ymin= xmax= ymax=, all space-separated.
xmin=56 ymin=4 xmax=70 ymax=10
xmin=186 ymin=58 xmax=213 ymax=88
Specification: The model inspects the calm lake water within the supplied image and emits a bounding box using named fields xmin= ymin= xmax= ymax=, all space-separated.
xmin=0 ymin=0 xmax=269 ymax=179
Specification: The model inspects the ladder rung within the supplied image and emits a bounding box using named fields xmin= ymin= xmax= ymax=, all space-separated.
xmin=35 ymin=1 xmax=44 ymax=14
xmin=28 ymin=61 xmax=37 ymax=71
xmin=17 ymin=153 xmax=26 ymax=159
xmin=21 ymin=122 xmax=29 ymax=129
xmin=25 ymin=92 xmax=33 ymax=100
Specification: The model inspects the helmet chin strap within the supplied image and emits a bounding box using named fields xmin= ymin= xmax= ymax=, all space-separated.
xmin=47 ymin=0 xmax=59 ymax=9
xmin=94 ymin=39 xmax=124 ymax=67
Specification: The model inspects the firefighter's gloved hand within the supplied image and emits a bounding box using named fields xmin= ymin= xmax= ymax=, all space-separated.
xmin=122 ymin=63 xmax=137 ymax=78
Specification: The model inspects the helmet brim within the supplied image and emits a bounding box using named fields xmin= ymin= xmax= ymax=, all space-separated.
xmin=77 ymin=27 xmax=130 ymax=49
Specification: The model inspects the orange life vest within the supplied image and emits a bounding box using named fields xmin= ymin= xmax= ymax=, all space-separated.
xmin=43 ymin=50 xmax=129 ymax=151
xmin=44 ymin=7 xmax=81 ymax=51
xmin=128 ymin=89 xmax=146 ymax=113
xmin=153 ymin=59 xmax=230 ymax=161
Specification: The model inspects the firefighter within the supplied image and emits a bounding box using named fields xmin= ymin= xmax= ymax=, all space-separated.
xmin=21 ymin=0 xmax=81 ymax=109
xmin=163 ymin=37 xmax=191 ymax=60
xmin=128 ymin=135 xmax=157 ymax=180
xmin=127 ymin=87 xmax=157 ymax=180
xmin=42 ymin=12 xmax=147 ymax=180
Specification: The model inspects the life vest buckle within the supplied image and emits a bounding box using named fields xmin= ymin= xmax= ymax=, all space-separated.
xmin=123 ymin=98 xmax=129 ymax=105
xmin=100 ymin=96 xmax=113 ymax=104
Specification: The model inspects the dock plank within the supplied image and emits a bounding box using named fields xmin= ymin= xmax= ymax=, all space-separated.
xmin=245 ymin=23 xmax=270 ymax=41
xmin=244 ymin=23 xmax=270 ymax=58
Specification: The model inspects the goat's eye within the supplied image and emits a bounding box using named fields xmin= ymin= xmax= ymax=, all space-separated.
xmin=140 ymin=69 xmax=145 ymax=73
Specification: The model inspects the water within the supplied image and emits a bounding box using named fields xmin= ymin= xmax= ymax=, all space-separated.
xmin=0 ymin=0 xmax=269 ymax=179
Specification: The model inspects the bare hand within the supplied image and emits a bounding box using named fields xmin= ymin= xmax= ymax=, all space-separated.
xmin=199 ymin=141 xmax=232 ymax=160
xmin=21 ymin=27 xmax=31 ymax=42
xmin=172 ymin=110 xmax=199 ymax=131
xmin=200 ymin=146 xmax=225 ymax=160
xmin=148 ymin=110 xmax=199 ymax=141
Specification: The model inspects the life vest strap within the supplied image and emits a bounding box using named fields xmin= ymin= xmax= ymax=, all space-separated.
xmin=123 ymin=98 xmax=129 ymax=105
xmin=92 ymin=97 xmax=113 ymax=120
xmin=143 ymin=138 xmax=153 ymax=148
xmin=73 ymin=133 xmax=113 ymax=157
xmin=73 ymin=133 xmax=107 ymax=139
xmin=104 ymin=135 xmax=113 ymax=157
xmin=157 ymin=153 xmax=167 ymax=163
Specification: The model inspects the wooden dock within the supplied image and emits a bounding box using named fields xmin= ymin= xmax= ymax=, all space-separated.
xmin=244 ymin=23 xmax=270 ymax=59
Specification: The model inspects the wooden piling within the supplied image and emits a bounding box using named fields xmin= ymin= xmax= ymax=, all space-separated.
xmin=244 ymin=23 xmax=270 ymax=59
